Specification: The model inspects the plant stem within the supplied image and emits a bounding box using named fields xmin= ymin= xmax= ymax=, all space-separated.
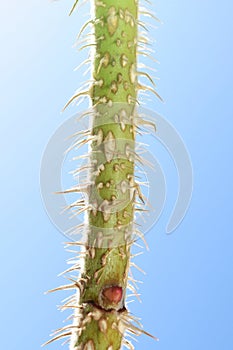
xmin=70 ymin=1 xmax=139 ymax=349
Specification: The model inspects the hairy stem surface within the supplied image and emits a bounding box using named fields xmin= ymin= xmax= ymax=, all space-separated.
xmin=70 ymin=1 xmax=139 ymax=349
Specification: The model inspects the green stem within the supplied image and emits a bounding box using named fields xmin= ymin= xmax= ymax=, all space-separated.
xmin=44 ymin=1 xmax=160 ymax=349
xmin=70 ymin=1 xmax=138 ymax=349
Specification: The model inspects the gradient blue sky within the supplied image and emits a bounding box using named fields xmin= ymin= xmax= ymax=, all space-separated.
xmin=1 ymin=1 xmax=233 ymax=349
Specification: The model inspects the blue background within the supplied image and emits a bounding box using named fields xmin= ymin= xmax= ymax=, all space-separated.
xmin=1 ymin=0 xmax=232 ymax=349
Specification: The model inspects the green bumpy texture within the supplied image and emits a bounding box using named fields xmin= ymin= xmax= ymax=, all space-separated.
xmin=71 ymin=1 xmax=138 ymax=349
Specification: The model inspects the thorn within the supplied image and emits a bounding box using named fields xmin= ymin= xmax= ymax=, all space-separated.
xmin=137 ymin=71 xmax=156 ymax=86
xmin=79 ymin=43 xmax=97 ymax=52
xmin=130 ymin=262 xmax=146 ymax=275
xmin=42 ymin=332 xmax=72 ymax=347
xmin=127 ymin=283 xmax=142 ymax=303
xmin=137 ymin=83 xmax=163 ymax=102
xmin=127 ymin=322 xmax=159 ymax=341
xmin=77 ymin=19 xmax=93 ymax=39
xmin=137 ymin=20 xmax=149 ymax=32
xmin=139 ymin=9 xmax=161 ymax=23
xmin=74 ymin=58 xmax=91 ymax=72
xmin=137 ymin=51 xmax=159 ymax=64
xmin=62 ymin=90 xmax=90 ymax=111
xmin=69 ymin=0 xmax=79 ymax=16
xmin=55 ymin=184 xmax=90 ymax=195
xmin=57 ymin=265 xmax=81 ymax=277
xmin=45 ymin=282 xmax=80 ymax=294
